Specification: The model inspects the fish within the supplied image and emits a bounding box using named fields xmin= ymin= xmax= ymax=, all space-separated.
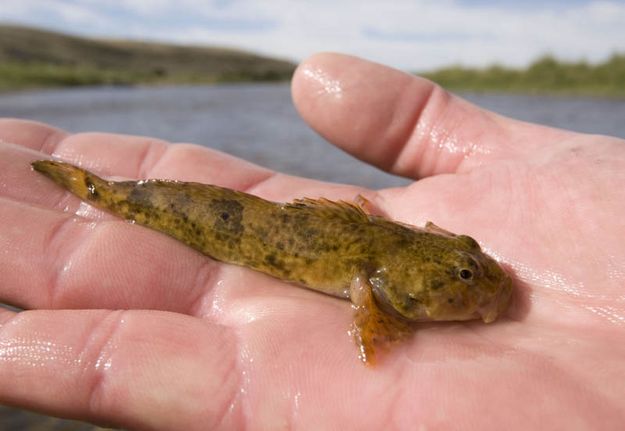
xmin=32 ymin=159 xmax=513 ymax=364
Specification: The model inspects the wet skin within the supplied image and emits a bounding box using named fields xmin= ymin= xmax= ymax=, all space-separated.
xmin=32 ymin=159 xmax=512 ymax=364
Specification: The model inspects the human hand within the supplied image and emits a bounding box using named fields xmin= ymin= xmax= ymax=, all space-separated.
xmin=1 ymin=53 xmax=624 ymax=430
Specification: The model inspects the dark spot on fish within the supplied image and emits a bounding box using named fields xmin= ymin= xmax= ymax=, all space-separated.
xmin=303 ymin=227 xmax=320 ymax=239
xmin=431 ymin=280 xmax=445 ymax=290
xmin=129 ymin=186 xmax=153 ymax=207
xmin=407 ymin=295 xmax=421 ymax=304
xmin=447 ymin=298 xmax=454 ymax=304
xmin=211 ymin=199 xmax=244 ymax=238
xmin=264 ymin=253 xmax=286 ymax=271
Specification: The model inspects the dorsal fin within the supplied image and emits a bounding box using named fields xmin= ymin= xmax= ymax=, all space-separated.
xmin=283 ymin=197 xmax=369 ymax=223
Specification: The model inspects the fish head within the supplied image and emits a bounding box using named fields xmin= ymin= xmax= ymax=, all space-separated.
xmin=371 ymin=233 xmax=513 ymax=323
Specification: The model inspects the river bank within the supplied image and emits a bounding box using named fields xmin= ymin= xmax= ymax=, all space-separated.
xmin=0 ymin=24 xmax=295 ymax=92
xmin=422 ymin=54 xmax=625 ymax=98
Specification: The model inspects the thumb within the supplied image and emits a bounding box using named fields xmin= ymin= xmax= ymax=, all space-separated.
xmin=291 ymin=53 xmax=570 ymax=179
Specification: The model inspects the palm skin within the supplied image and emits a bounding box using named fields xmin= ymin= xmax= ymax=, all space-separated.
xmin=0 ymin=53 xmax=624 ymax=430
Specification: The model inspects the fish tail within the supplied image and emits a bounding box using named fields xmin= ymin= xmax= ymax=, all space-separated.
xmin=32 ymin=159 xmax=118 ymax=205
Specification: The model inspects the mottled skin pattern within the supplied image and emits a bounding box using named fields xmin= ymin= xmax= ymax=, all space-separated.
xmin=32 ymin=160 xmax=513 ymax=364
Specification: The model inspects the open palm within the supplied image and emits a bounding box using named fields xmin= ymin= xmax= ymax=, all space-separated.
xmin=1 ymin=53 xmax=624 ymax=430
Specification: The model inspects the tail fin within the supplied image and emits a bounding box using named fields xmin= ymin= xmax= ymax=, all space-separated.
xmin=32 ymin=160 xmax=113 ymax=204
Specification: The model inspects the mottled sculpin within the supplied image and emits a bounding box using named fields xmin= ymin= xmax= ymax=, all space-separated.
xmin=32 ymin=160 xmax=513 ymax=364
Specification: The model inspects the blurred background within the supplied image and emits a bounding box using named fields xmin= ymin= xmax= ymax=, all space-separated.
xmin=2 ymin=0 xmax=625 ymax=71
xmin=1 ymin=1 xmax=624 ymax=429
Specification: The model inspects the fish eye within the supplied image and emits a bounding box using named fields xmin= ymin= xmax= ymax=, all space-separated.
xmin=459 ymin=268 xmax=474 ymax=281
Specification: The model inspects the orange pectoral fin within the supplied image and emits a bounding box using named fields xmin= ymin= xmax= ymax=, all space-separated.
xmin=349 ymin=275 xmax=414 ymax=366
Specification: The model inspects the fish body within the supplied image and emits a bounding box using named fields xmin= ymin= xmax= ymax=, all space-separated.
xmin=32 ymin=160 xmax=513 ymax=364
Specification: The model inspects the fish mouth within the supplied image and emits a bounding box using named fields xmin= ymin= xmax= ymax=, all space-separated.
xmin=479 ymin=305 xmax=499 ymax=324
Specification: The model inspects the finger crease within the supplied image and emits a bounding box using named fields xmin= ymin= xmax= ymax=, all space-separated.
xmin=211 ymin=352 xmax=244 ymax=430
xmin=137 ymin=140 xmax=168 ymax=179
xmin=391 ymin=84 xmax=441 ymax=177
xmin=82 ymin=310 xmax=127 ymax=419
xmin=39 ymin=128 xmax=67 ymax=155
xmin=211 ymin=326 xmax=247 ymax=430
xmin=241 ymin=170 xmax=280 ymax=195
xmin=188 ymin=260 xmax=224 ymax=318
xmin=44 ymin=215 xmax=83 ymax=307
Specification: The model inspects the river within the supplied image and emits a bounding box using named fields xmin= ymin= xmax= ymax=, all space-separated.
xmin=1 ymin=84 xmax=624 ymax=190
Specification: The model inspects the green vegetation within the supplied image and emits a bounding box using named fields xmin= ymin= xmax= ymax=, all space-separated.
xmin=2 ymin=24 xmax=623 ymax=97
xmin=0 ymin=24 xmax=296 ymax=91
xmin=422 ymin=54 xmax=625 ymax=97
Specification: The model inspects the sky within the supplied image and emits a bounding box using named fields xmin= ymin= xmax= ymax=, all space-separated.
xmin=1 ymin=0 xmax=624 ymax=71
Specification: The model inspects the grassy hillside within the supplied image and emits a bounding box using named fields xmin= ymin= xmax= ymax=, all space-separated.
xmin=422 ymin=54 xmax=625 ymax=97
xmin=0 ymin=24 xmax=296 ymax=91
xmin=2 ymin=24 xmax=623 ymax=97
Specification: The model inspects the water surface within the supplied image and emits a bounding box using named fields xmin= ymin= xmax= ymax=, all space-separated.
xmin=2 ymin=84 xmax=624 ymax=190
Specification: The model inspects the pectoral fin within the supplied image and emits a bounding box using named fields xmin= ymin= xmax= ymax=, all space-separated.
xmin=349 ymin=274 xmax=413 ymax=366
